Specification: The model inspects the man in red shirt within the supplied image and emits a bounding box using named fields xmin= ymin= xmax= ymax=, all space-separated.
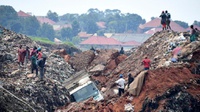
xmin=142 ymin=56 xmax=151 ymax=70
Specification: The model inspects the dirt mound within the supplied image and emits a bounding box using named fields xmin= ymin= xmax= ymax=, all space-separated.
xmin=56 ymin=30 xmax=200 ymax=112
xmin=0 ymin=26 xmax=75 ymax=111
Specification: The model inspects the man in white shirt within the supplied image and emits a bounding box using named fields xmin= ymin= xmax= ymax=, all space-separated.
xmin=115 ymin=74 xmax=126 ymax=96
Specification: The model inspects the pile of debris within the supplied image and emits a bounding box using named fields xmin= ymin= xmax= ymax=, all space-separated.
xmin=0 ymin=26 xmax=78 ymax=111
xmin=57 ymin=30 xmax=200 ymax=111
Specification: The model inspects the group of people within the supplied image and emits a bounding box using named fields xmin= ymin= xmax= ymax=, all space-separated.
xmin=115 ymin=56 xmax=151 ymax=96
xmin=17 ymin=45 xmax=46 ymax=81
xmin=160 ymin=10 xmax=171 ymax=30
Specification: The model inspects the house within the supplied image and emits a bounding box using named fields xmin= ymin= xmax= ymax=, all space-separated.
xmin=80 ymin=36 xmax=142 ymax=51
xmin=53 ymin=24 xmax=72 ymax=31
xmin=36 ymin=16 xmax=56 ymax=25
xmin=78 ymin=32 xmax=93 ymax=41
xmin=17 ymin=10 xmax=31 ymax=17
xmin=139 ymin=18 xmax=187 ymax=35
xmin=111 ymin=33 xmax=150 ymax=43
xmin=80 ymin=36 xmax=121 ymax=50
xmin=96 ymin=22 xmax=106 ymax=29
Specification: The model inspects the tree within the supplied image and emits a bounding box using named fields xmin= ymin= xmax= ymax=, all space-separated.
xmin=72 ymin=36 xmax=81 ymax=45
xmin=61 ymin=27 xmax=73 ymax=41
xmin=97 ymin=29 xmax=105 ymax=36
xmin=9 ymin=20 xmax=22 ymax=33
xmin=174 ymin=20 xmax=189 ymax=28
xmin=47 ymin=10 xmax=59 ymax=22
xmin=193 ymin=20 xmax=200 ymax=27
xmin=0 ymin=5 xmax=18 ymax=27
xmin=86 ymin=20 xmax=98 ymax=34
xmin=151 ymin=17 xmax=156 ymax=20
xmin=60 ymin=13 xmax=79 ymax=22
xmin=38 ymin=23 xmax=55 ymax=41
xmin=22 ymin=16 xmax=40 ymax=36
xmin=72 ymin=20 xmax=80 ymax=37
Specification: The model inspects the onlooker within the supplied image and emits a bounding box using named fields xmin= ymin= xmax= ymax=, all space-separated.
xmin=37 ymin=57 xmax=46 ymax=81
xmin=25 ymin=46 xmax=30 ymax=66
xmin=127 ymin=72 xmax=134 ymax=88
xmin=119 ymin=47 xmax=125 ymax=55
xmin=37 ymin=48 xmax=42 ymax=59
xmin=190 ymin=25 xmax=197 ymax=42
xmin=17 ymin=45 xmax=25 ymax=67
xmin=115 ymin=74 xmax=126 ymax=96
xmin=142 ymin=56 xmax=151 ymax=70
xmin=30 ymin=46 xmax=37 ymax=57
xmin=165 ymin=10 xmax=171 ymax=30
xmin=159 ymin=11 xmax=167 ymax=30
xmin=31 ymin=52 xmax=38 ymax=76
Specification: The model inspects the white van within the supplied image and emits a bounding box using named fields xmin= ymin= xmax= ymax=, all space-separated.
xmin=69 ymin=80 xmax=104 ymax=102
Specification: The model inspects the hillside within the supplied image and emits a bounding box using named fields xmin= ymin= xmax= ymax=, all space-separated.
xmin=1 ymin=25 xmax=200 ymax=112
xmin=56 ymin=30 xmax=200 ymax=111
xmin=0 ymin=26 xmax=80 ymax=111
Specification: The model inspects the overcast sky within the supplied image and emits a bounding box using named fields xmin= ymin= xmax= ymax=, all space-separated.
xmin=1 ymin=0 xmax=199 ymax=24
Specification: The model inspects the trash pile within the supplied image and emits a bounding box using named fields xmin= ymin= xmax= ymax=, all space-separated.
xmin=0 ymin=26 xmax=79 ymax=111
xmin=56 ymin=30 xmax=200 ymax=112
xmin=1 ymin=25 xmax=200 ymax=112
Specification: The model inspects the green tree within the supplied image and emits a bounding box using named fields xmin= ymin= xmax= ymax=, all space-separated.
xmin=9 ymin=20 xmax=22 ymax=33
xmin=0 ymin=5 xmax=18 ymax=27
xmin=61 ymin=27 xmax=73 ymax=41
xmin=22 ymin=16 xmax=40 ymax=36
xmin=72 ymin=20 xmax=80 ymax=37
xmin=60 ymin=13 xmax=79 ymax=22
xmin=193 ymin=20 xmax=200 ymax=27
xmin=97 ymin=29 xmax=105 ymax=36
xmin=38 ymin=23 xmax=55 ymax=41
xmin=174 ymin=20 xmax=189 ymax=28
xmin=72 ymin=36 xmax=81 ymax=45
xmin=47 ymin=10 xmax=59 ymax=22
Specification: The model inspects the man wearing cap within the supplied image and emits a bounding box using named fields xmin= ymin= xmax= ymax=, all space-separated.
xmin=115 ymin=74 xmax=126 ymax=96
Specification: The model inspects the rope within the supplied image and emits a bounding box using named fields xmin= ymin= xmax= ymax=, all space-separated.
xmin=0 ymin=85 xmax=36 ymax=112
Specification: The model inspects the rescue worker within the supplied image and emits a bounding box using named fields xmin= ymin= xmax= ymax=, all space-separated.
xmin=127 ymin=72 xmax=134 ymax=88
xmin=31 ymin=52 xmax=38 ymax=76
xmin=115 ymin=74 xmax=126 ymax=96
xmin=37 ymin=48 xmax=42 ymax=59
xmin=190 ymin=25 xmax=197 ymax=42
xmin=142 ymin=56 xmax=151 ymax=70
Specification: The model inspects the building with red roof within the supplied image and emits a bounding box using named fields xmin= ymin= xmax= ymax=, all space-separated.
xmin=139 ymin=18 xmax=187 ymax=35
xmin=17 ymin=10 xmax=31 ymax=17
xmin=80 ymin=36 xmax=141 ymax=50
xmin=96 ymin=22 xmax=106 ymax=29
xmin=78 ymin=32 xmax=93 ymax=41
xmin=36 ymin=16 xmax=56 ymax=25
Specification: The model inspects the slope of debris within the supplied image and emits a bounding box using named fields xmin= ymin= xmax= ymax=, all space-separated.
xmin=0 ymin=26 xmax=78 ymax=111
xmin=56 ymin=30 xmax=200 ymax=112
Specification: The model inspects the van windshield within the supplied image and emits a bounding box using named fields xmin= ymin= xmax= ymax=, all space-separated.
xmin=71 ymin=83 xmax=99 ymax=102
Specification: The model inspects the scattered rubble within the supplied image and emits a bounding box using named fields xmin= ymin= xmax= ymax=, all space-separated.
xmin=57 ymin=30 xmax=200 ymax=112
xmin=0 ymin=26 xmax=79 ymax=111
xmin=1 ymin=25 xmax=200 ymax=112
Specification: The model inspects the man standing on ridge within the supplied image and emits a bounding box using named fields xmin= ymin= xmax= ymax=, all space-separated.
xmin=142 ymin=56 xmax=151 ymax=70
xmin=159 ymin=11 xmax=167 ymax=30
xmin=165 ymin=10 xmax=171 ymax=30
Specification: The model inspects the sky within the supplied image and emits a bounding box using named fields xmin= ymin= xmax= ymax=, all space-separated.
xmin=1 ymin=0 xmax=200 ymax=24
